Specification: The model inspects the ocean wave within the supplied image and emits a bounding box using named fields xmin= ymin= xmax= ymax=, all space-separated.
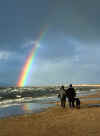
xmin=0 ymin=95 xmax=58 ymax=108
xmin=0 ymin=98 xmax=25 ymax=107
xmin=0 ymin=89 xmax=98 ymax=108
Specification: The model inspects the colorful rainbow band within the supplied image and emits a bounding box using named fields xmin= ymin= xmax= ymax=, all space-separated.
xmin=17 ymin=26 xmax=47 ymax=87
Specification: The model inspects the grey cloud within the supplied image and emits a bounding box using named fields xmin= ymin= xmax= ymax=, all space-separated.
xmin=0 ymin=0 xmax=100 ymax=85
xmin=0 ymin=51 xmax=12 ymax=60
xmin=47 ymin=0 xmax=100 ymax=45
xmin=28 ymin=43 xmax=100 ymax=85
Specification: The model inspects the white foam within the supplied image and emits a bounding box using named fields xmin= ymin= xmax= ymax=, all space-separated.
xmin=0 ymin=98 xmax=24 ymax=105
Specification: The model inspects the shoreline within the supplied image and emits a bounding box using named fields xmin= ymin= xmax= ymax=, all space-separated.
xmin=0 ymin=90 xmax=98 ymax=119
xmin=0 ymin=90 xmax=100 ymax=119
xmin=0 ymin=92 xmax=100 ymax=136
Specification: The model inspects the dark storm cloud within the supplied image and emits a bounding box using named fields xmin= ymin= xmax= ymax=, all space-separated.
xmin=0 ymin=0 xmax=54 ymax=51
xmin=0 ymin=0 xmax=100 ymax=85
xmin=49 ymin=0 xmax=100 ymax=44
xmin=0 ymin=0 xmax=100 ymax=51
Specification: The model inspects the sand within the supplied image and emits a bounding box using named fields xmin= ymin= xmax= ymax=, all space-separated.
xmin=0 ymin=93 xmax=100 ymax=136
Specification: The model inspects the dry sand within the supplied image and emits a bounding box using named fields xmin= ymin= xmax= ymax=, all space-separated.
xmin=0 ymin=93 xmax=100 ymax=136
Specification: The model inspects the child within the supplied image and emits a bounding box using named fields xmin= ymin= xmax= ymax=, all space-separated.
xmin=74 ymin=90 xmax=80 ymax=109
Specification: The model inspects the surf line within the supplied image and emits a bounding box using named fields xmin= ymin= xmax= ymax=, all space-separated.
xmin=17 ymin=26 xmax=48 ymax=87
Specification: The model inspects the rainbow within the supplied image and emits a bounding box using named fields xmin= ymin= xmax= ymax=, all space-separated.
xmin=22 ymin=103 xmax=33 ymax=112
xmin=17 ymin=27 xmax=47 ymax=87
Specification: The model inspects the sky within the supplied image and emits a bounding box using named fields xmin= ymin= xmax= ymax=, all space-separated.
xmin=0 ymin=0 xmax=100 ymax=86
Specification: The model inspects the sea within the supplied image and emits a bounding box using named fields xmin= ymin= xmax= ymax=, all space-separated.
xmin=0 ymin=86 xmax=99 ymax=118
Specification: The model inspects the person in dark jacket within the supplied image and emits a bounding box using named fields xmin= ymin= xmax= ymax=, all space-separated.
xmin=66 ymin=84 xmax=76 ymax=108
xmin=58 ymin=85 xmax=66 ymax=108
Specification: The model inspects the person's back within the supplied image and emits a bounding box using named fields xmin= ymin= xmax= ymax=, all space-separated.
xmin=67 ymin=87 xmax=76 ymax=99
xmin=58 ymin=86 xmax=66 ymax=108
xmin=66 ymin=84 xmax=76 ymax=108
xmin=59 ymin=87 xmax=66 ymax=100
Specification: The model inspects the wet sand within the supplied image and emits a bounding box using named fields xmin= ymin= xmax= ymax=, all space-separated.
xmin=0 ymin=93 xmax=100 ymax=136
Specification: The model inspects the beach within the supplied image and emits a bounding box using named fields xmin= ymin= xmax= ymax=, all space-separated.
xmin=0 ymin=92 xmax=100 ymax=136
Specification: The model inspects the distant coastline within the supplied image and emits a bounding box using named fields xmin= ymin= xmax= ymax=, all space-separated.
xmin=1 ymin=83 xmax=100 ymax=88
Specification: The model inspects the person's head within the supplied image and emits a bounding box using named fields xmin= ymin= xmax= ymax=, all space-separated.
xmin=61 ymin=85 xmax=64 ymax=90
xmin=69 ymin=84 xmax=72 ymax=88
